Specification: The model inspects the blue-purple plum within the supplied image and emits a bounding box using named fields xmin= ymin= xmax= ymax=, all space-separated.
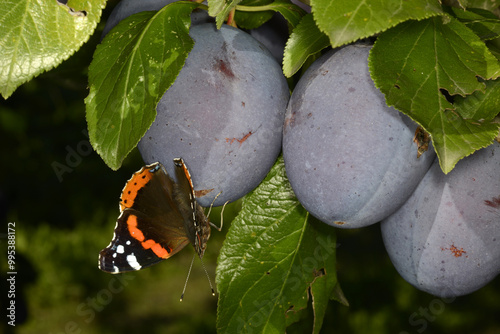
xmin=381 ymin=142 xmax=500 ymax=297
xmin=138 ymin=23 xmax=290 ymax=206
xmin=282 ymin=45 xmax=436 ymax=228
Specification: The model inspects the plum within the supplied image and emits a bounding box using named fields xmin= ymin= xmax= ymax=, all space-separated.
xmin=381 ymin=142 xmax=500 ymax=298
xmin=138 ymin=23 xmax=290 ymax=206
xmin=101 ymin=0 xmax=210 ymax=38
xmin=282 ymin=45 xmax=436 ymax=229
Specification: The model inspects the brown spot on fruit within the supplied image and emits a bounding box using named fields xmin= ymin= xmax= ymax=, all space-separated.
xmin=284 ymin=112 xmax=296 ymax=133
xmin=484 ymin=196 xmax=500 ymax=209
xmin=225 ymin=131 xmax=253 ymax=147
xmin=334 ymin=221 xmax=345 ymax=226
xmin=216 ymin=59 xmax=234 ymax=79
xmin=441 ymin=244 xmax=468 ymax=258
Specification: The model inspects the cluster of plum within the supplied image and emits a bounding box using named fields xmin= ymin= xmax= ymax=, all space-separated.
xmin=282 ymin=45 xmax=500 ymax=298
xmin=104 ymin=0 xmax=499 ymax=298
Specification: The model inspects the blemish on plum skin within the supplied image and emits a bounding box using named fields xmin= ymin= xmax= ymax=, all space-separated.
xmin=334 ymin=221 xmax=345 ymax=226
xmin=225 ymin=131 xmax=253 ymax=147
xmin=216 ymin=59 xmax=235 ymax=79
xmin=441 ymin=244 xmax=468 ymax=258
xmin=348 ymin=87 xmax=356 ymax=93
xmin=484 ymin=196 xmax=500 ymax=208
xmin=284 ymin=112 xmax=296 ymax=131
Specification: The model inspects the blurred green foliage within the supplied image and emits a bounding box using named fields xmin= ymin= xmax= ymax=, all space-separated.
xmin=1 ymin=1 xmax=499 ymax=333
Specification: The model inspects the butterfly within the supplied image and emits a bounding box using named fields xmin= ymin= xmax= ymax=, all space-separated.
xmin=98 ymin=158 xmax=213 ymax=274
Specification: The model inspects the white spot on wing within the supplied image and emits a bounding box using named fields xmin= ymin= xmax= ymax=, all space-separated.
xmin=127 ymin=253 xmax=142 ymax=270
xmin=116 ymin=245 xmax=124 ymax=254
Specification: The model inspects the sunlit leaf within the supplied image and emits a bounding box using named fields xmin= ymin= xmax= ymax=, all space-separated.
xmin=0 ymin=0 xmax=106 ymax=99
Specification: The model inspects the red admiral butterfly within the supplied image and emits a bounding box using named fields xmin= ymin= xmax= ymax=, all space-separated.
xmin=99 ymin=158 xmax=211 ymax=274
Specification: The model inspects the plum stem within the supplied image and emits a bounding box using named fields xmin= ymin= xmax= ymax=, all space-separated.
xmin=226 ymin=8 xmax=237 ymax=27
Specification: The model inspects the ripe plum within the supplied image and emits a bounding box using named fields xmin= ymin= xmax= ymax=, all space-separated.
xmin=282 ymin=45 xmax=436 ymax=228
xmin=381 ymin=142 xmax=500 ymax=297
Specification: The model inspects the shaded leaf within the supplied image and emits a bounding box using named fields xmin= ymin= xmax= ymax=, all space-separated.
xmin=216 ymin=157 xmax=338 ymax=334
xmin=234 ymin=0 xmax=275 ymax=29
xmin=445 ymin=6 xmax=500 ymax=40
xmin=454 ymin=78 xmax=500 ymax=120
xmin=466 ymin=0 xmax=500 ymax=17
xmin=85 ymin=2 xmax=198 ymax=170
xmin=0 ymin=0 xmax=106 ymax=99
xmin=283 ymin=13 xmax=330 ymax=77
xmin=245 ymin=0 xmax=306 ymax=28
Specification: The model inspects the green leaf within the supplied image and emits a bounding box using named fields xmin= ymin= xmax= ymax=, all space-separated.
xmin=85 ymin=2 xmax=198 ymax=170
xmin=0 ymin=0 xmax=106 ymax=99
xmin=236 ymin=0 xmax=306 ymax=29
xmin=211 ymin=0 xmax=306 ymax=29
xmin=487 ymin=39 xmax=500 ymax=61
xmin=466 ymin=0 xmax=500 ymax=17
xmin=209 ymin=0 xmax=243 ymax=28
xmin=369 ymin=15 xmax=500 ymax=173
xmin=282 ymin=14 xmax=330 ymax=77
xmin=216 ymin=157 xmax=339 ymax=334
xmin=454 ymin=78 xmax=500 ymax=120
xmin=310 ymin=0 xmax=443 ymax=48
xmin=234 ymin=0 xmax=274 ymax=29
xmin=445 ymin=6 xmax=500 ymax=40
xmin=266 ymin=0 xmax=306 ymax=28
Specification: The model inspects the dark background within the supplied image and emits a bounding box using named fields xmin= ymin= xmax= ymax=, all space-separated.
xmin=1 ymin=1 xmax=499 ymax=333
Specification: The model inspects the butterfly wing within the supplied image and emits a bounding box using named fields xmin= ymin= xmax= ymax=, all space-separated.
xmin=99 ymin=163 xmax=191 ymax=273
xmin=173 ymin=158 xmax=210 ymax=258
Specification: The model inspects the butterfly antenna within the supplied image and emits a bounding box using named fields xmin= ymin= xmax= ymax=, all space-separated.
xmin=180 ymin=255 xmax=196 ymax=302
xmin=200 ymin=257 xmax=216 ymax=297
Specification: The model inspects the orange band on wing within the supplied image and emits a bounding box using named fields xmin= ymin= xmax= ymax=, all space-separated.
xmin=120 ymin=164 xmax=157 ymax=211
xmin=141 ymin=239 xmax=171 ymax=258
xmin=127 ymin=214 xmax=172 ymax=259
xmin=127 ymin=215 xmax=145 ymax=242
